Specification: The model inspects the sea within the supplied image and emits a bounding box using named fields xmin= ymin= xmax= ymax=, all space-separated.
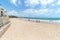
xmin=21 ymin=18 xmax=60 ymax=25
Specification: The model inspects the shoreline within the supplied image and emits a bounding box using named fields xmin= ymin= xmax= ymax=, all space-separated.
xmin=19 ymin=18 xmax=60 ymax=26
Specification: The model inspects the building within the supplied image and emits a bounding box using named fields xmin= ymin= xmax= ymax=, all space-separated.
xmin=0 ymin=6 xmax=9 ymax=27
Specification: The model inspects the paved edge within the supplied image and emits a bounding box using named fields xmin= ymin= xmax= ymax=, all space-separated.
xmin=0 ymin=22 xmax=11 ymax=38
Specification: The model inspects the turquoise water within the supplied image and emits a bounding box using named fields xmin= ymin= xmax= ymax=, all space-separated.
xmin=20 ymin=17 xmax=60 ymax=20
xmin=24 ymin=17 xmax=60 ymax=20
xmin=36 ymin=18 xmax=60 ymax=20
xmin=20 ymin=17 xmax=60 ymax=25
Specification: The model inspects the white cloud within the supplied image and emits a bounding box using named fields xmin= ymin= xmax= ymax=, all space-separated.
xmin=40 ymin=0 xmax=53 ymax=6
xmin=56 ymin=9 xmax=60 ymax=13
xmin=10 ymin=0 xmax=21 ymax=6
xmin=25 ymin=0 xmax=54 ymax=8
xmin=8 ymin=10 xmax=18 ymax=16
xmin=10 ymin=0 xmax=54 ymax=8
xmin=10 ymin=0 xmax=17 ymax=6
xmin=57 ymin=0 xmax=60 ymax=5
xmin=24 ymin=0 xmax=39 ymax=8
xmin=19 ymin=8 xmax=50 ymax=17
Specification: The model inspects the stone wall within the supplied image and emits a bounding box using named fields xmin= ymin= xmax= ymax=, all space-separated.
xmin=0 ymin=23 xmax=10 ymax=38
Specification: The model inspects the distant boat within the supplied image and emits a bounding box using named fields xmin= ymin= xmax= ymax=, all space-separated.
xmin=0 ymin=6 xmax=9 ymax=27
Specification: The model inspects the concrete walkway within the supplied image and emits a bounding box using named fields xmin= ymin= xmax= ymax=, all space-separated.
xmin=0 ymin=18 xmax=60 ymax=40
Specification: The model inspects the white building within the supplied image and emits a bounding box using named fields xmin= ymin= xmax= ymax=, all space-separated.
xmin=0 ymin=6 xmax=9 ymax=27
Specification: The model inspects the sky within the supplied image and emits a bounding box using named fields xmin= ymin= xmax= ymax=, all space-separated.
xmin=0 ymin=0 xmax=60 ymax=18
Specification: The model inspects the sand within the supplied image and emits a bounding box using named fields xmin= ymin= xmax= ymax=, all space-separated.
xmin=0 ymin=18 xmax=60 ymax=40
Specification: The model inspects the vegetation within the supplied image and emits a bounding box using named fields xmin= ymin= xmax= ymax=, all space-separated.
xmin=9 ymin=15 xmax=18 ymax=18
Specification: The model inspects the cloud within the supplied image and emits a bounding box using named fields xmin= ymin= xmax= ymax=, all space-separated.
xmin=8 ymin=8 xmax=60 ymax=18
xmin=8 ymin=0 xmax=60 ymax=18
xmin=40 ymin=0 xmax=53 ymax=5
xmin=57 ymin=0 xmax=60 ymax=5
xmin=24 ymin=0 xmax=39 ymax=7
xmin=8 ymin=10 xmax=18 ymax=16
xmin=24 ymin=0 xmax=54 ymax=8
xmin=10 ymin=0 xmax=17 ymax=6
xmin=19 ymin=8 xmax=51 ymax=17
xmin=10 ymin=0 xmax=21 ymax=6
xmin=20 ymin=8 xmax=60 ymax=18
xmin=10 ymin=0 xmax=55 ymax=8
xmin=56 ymin=9 xmax=60 ymax=13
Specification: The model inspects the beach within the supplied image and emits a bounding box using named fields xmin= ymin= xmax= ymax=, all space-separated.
xmin=0 ymin=18 xmax=60 ymax=40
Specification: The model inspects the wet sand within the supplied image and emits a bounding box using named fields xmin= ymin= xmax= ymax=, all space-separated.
xmin=0 ymin=18 xmax=60 ymax=40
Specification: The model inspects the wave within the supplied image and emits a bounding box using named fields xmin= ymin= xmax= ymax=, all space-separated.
xmin=19 ymin=18 xmax=60 ymax=25
xmin=29 ymin=19 xmax=60 ymax=25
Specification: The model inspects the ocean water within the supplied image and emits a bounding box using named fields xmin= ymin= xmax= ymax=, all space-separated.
xmin=22 ymin=18 xmax=60 ymax=25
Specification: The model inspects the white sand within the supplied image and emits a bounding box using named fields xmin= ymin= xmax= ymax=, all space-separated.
xmin=0 ymin=18 xmax=60 ymax=40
